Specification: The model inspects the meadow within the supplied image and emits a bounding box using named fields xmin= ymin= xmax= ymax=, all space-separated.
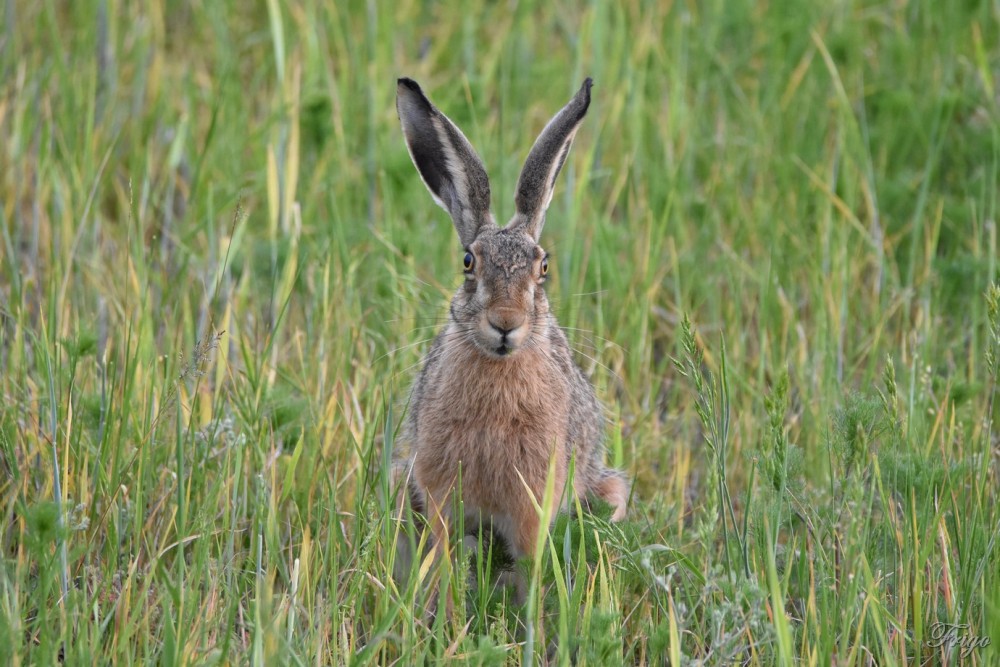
xmin=1 ymin=0 xmax=998 ymax=664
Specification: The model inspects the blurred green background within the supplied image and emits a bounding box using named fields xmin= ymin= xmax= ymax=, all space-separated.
xmin=1 ymin=0 xmax=998 ymax=663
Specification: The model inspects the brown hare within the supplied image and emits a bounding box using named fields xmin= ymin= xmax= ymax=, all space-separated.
xmin=393 ymin=77 xmax=629 ymax=570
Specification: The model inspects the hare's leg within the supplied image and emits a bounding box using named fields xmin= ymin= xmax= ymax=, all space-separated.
xmin=508 ymin=501 xmax=543 ymax=559
xmin=590 ymin=470 xmax=629 ymax=521
xmin=423 ymin=487 xmax=457 ymax=621
xmin=510 ymin=467 xmax=570 ymax=558
xmin=498 ymin=508 xmax=537 ymax=608
xmin=495 ymin=569 xmax=529 ymax=606
xmin=389 ymin=459 xmax=423 ymax=584
xmin=390 ymin=459 xmax=420 ymax=515
xmin=504 ymin=480 xmax=558 ymax=606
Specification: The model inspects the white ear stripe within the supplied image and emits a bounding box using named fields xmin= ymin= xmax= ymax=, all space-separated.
xmin=431 ymin=115 xmax=473 ymax=230
xmin=396 ymin=77 xmax=495 ymax=246
xmin=540 ymin=128 xmax=578 ymax=214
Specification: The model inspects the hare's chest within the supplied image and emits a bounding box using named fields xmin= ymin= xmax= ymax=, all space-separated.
xmin=413 ymin=343 xmax=569 ymax=496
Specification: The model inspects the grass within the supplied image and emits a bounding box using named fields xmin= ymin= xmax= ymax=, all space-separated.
xmin=1 ymin=0 xmax=998 ymax=663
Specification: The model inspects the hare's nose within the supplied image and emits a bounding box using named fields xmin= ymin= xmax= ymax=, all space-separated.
xmin=490 ymin=323 xmax=515 ymax=337
xmin=488 ymin=310 xmax=525 ymax=336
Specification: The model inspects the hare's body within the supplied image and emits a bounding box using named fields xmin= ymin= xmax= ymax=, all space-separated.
xmin=405 ymin=285 xmax=607 ymax=555
xmin=394 ymin=77 xmax=628 ymax=562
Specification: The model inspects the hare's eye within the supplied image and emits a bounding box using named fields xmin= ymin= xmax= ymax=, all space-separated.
xmin=463 ymin=252 xmax=475 ymax=272
xmin=540 ymin=257 xmax=549 ymax=276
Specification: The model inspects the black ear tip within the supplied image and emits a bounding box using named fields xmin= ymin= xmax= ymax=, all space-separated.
xmin=398 ymin=77 xmax=422 ymax=93
xmin=397 ymin=77 xmax=435 ymax=113
xmin=574 ymin=77 xmax=593 ymax=111
xmin=575 ymin=78 xmax=593 ymax=106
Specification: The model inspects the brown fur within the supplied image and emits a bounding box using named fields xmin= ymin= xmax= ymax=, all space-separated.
xmin=394 ymin=78 xmax=630 ymax=566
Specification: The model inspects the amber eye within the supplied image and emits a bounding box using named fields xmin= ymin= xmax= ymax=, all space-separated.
xmin=463 ymin=251 xmax=475 ymax=272
xmin=540 ymin=257 xmax=549 ymax=276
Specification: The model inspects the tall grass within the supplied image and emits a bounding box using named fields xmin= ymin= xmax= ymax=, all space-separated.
xmin=1 ymin=0 xmax=998 ymax=663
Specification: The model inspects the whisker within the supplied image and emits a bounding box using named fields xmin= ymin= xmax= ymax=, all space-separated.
xmin=558 ymin=326 xmax=626 ymax=352
xmin=374 ymin=336 xmax=438 ymax=365
xmin=535 ymin=328 xmax=621 ymax=381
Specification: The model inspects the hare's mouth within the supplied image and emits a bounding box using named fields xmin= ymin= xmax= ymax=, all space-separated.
xmin=474 ymin=315 xmax=529 ymax=358
xmin=475 ymin=337 xmax=522 ymax=359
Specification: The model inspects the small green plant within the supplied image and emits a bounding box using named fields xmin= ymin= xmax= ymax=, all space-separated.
xmin=830 ymin=391 xmax=887 ymax=482
xmin=675 ymin=314 xmax=748 ymax=578
xmin=761 ymin=369 xmax=792 ymax=494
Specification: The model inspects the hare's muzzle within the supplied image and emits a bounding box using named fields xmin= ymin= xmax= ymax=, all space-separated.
xmin=481 ymin=306 xmax=529 ymax=356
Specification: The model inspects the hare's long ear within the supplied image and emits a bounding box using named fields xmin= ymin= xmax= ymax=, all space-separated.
xmin=507 ymin=78 xmax=592 ymax=241
xmin=397 ymin=78 xmax=494 ymax=246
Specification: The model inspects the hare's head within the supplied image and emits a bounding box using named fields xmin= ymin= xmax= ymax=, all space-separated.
xmin=397 ymin=77 xmax=591 ymax=358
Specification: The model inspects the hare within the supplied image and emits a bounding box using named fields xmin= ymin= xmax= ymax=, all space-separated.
xmin=393 ymin=77 xmax=629 ymax=568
